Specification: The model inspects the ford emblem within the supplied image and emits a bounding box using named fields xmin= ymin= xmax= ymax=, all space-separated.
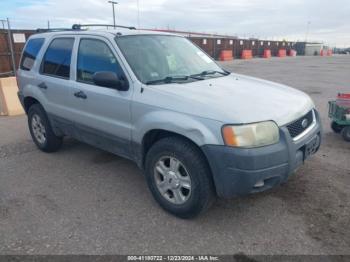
xmin=301 ymin=118 xmax=308 ymax=128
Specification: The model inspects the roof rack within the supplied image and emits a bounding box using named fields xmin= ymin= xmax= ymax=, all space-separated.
xmin=72 ymin=24 xmax=136 ymax=30
xmin=36 ymin=28 xmax=82 ymax=33
xmin=36 ymin=24 xmax=136 ymax=33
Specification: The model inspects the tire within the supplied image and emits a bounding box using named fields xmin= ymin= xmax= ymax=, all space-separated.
xmin=145 ymin=136 xmax=215 ymax=218
xmin=28 ymin=104 xmax=63 ymax=152
xmin=341 ymin=126 xmax=350 ymax=142
xmin=331 ymin=121 xmax=343 ymax=133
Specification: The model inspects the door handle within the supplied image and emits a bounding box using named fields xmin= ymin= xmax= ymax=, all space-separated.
xmin=38 ymin=82 xmax=48 ymax=90
xmin=74 ymin=91 xmax=87 ymax=99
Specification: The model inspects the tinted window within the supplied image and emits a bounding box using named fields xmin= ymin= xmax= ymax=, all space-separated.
xmin=20 ymin=38 xmax=45 ymax=71
xmin=77 ymin=39 xmax=125 ymax=84
xmin=41 ymin=38 xmax=74 ymax=78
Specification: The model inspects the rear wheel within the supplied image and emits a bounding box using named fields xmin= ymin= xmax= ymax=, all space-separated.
xmin=28 ymin=104 xmax=63 ymax=152
xmin=331 ymin=121 xmax=343 ymax=133
xmin=341 ymin=126 xmax=350 ymax=142
xmin=145 ymin=136 xmax=215 ymax=218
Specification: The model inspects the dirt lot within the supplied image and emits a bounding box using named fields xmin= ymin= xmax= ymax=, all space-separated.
xmin=0 ymin=55 xmax=349 ymax=255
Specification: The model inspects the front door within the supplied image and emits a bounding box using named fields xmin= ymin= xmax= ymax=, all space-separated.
xmin=69 ymin=36 xmax=133 ymax=159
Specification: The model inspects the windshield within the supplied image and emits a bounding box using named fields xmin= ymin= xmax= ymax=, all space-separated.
xmin=115 ymin=35 xmax=227 ymax=84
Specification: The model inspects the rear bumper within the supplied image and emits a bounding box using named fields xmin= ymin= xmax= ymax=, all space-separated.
xmin=202 ymin=111 xmax=322 ymax=198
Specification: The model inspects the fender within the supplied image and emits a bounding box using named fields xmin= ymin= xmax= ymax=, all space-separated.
xmin=133 ymin=110 xmax=223 ymax=147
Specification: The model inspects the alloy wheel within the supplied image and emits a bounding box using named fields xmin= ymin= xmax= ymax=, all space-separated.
xmin=153 ymin=156 xmax=192 ymax=205
xmin=31 ymin=114 xmax=46 ymax=144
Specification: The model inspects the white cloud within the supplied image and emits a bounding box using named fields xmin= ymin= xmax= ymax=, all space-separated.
xmin=6 ymin=0 xmax=350 ymax=47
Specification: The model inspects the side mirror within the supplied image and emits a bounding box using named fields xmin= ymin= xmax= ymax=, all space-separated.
xmin=92 ymin=71 xmax=129 ymax=91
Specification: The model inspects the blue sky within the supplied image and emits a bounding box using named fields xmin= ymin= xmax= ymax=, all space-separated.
xmin=1 ymin=0 xmax=350 ymax=47
xmin=0 ymin=0 xmax=42 ymax=17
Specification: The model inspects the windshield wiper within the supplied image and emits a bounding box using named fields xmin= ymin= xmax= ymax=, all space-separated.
xmin=145 ymin=75 xmax=203 ymax=85
xmin=191 ymin=70 xmax=230 ymax=78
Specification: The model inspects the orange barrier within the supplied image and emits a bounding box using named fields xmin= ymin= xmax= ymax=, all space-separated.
xmin=263 ymin=49 xmax=271 ymax=58
xmin=288 ymin=49 xmax=297 ymax=57
xmin=337 ymin=93 xmax=350 ymax=107
xmin=320 ymin=49 xmax=327 ymax=56
xmin=327 ymin=50 xmax=333 ymax=56
xmin=220 ymin=50 xmax=233 ymax=61
xmin=277 ymin=49 xmax=287 ymax=57
xmin=241 ymin=50 xmax=253 ymax=59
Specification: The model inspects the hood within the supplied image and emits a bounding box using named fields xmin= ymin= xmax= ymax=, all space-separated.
xmin=147 ymin=73 xmax=314 ymax=126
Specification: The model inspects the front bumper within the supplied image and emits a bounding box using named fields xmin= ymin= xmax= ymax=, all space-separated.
xmin=201 ymin=111 xmax=322 ymax=198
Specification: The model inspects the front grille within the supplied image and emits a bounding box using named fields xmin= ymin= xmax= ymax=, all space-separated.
xmin=287 ymin=110 xmax=314 ymax=139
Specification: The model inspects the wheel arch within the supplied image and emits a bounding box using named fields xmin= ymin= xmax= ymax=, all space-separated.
xmin=142 ymin=129 xmax=203 ymax=164
xmin=23 ymin=96 xmax=40 ymax=113
xmin=140 ymin=128 xmax=218 ymax=195
xmin=134 ymin=110 xmax=222 ymax=167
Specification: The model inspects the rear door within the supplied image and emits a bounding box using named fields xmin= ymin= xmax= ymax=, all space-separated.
xmin=69 ymin=36 xmax=133 ymax=158
xmin=36 ymin=37 xmax=76 ymax=124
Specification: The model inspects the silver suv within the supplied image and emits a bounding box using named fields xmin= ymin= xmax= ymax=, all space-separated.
xmin=17 ymin=25 xmax=321 ymax=218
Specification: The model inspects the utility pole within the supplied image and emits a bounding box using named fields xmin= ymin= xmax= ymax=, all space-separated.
xmin=305 ymin=21 xmax=311 ymax=43
xmin=137 ymin=0 xmax=140 ymax=29
xmin=108 ymin=1 xmax=118 ymax=28
xmin=6 ymin=18 xmax=16 ymax=76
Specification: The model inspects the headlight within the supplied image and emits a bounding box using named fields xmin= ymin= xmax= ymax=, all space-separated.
xmin=222 ymin=121 xmax=279 ymax=148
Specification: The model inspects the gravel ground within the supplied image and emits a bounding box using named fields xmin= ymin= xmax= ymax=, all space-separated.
xmin=0 ymin=55 xmax=349 ymax=255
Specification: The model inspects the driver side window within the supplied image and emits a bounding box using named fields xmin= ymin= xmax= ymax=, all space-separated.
xmin=77 ymin=38 xmax=125 ymax=85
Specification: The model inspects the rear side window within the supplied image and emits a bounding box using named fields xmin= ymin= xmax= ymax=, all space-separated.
xmin=20 ymin=38 xmax=45 ymax=71
xmin=41 ymin=38 xmax=74 ymax=79
xmin=77 ymin=38 xmax=125 ymax=84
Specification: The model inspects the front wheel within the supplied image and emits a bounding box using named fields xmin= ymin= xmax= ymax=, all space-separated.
xmin=341 ymin=126 xmax=350 ymax=142
xmin=145 ymin=137 xmax=215 ymax=218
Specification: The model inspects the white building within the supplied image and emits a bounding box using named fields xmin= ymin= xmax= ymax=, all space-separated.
xmin=304 ymin=43 xmax=324 ymax=56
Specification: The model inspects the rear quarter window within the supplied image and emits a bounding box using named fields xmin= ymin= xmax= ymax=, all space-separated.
xmin=20 ymin=38 xmax=45 ymax=71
